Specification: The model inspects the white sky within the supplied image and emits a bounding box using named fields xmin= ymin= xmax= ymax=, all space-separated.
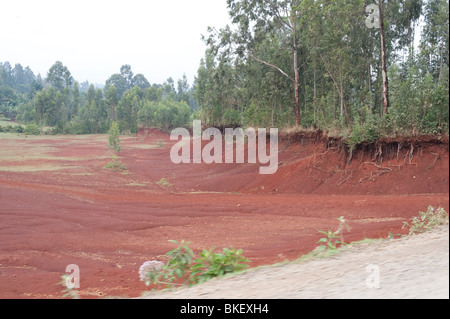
xmin=0 ymin=0 xmax=231 ymax=85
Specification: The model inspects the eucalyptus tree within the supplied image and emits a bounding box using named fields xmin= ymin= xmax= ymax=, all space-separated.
xmin=378 ymin=0 xmax=423 ymax=115
xmin=214 ymin=0 xmax=304 ymax=126
xmin=105 ymin=85 xmax=118 ymax=121
xmin=420 ymin=0 xmax=449 ymax=84
xmin=34 ymin=87 xmax=65 ymax=126
xmin=72 ymin=81 xmax=80 ymax=118
xmin=46 ymin=61 xmax=74 ymax=91
xmin=105 ymin=65 xmax=151 ymax=99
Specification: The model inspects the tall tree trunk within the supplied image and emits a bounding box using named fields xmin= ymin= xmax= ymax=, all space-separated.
xmin=438 ymin=32 xmax=445 ymax=85
xmin=293 ymin=36 xmax=301 ymax=126
xmin=111 ymin=104 xmax=116 ymax=122
xmin=368 ymin=63 xmax=373 ymax=112
xmin=313 ymin=57 xmax=317 ymax=101
xmin=379 ymin=0 xmax=390 ymax=116
xmin=313 ymin=58 xmax=317 ymax=124
xmin=339 ymin=63 xmax=344 ymax=118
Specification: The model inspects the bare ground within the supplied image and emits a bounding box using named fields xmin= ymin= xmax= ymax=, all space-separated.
xmin=0 ymin=130 xmax=448 ymax=299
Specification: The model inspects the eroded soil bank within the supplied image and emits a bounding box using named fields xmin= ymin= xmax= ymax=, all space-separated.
xmin=0 ymin=130 xmax=448 ymax=298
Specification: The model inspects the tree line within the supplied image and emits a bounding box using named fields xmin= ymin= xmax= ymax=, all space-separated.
xmin=0 ymin=61 xmax=197 ymax=134
xmin=195 ymin=0 xmax=448 ymax=139
xmin=1 ymin=0 xmax=448 ymax=141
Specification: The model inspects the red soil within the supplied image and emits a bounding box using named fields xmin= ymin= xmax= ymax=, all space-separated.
xmin=0 ymin=129 xmax=448 ymax=298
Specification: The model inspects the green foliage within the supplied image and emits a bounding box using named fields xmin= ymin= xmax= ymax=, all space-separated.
xmin=194 ymin=0 xmax=449 ymax=136
xmin=145 ymin=240 xmax=250 ymax=288
xmin=189 ymin=247 xmax=250 ymax=285
xmin=137 ymin=98 xmax=191 ymax=131
xmin=317 ymin=216 xmax=351 ymax=251
xmin=108 ymin=121 xmax=121 ymax=153
xmin=243 ymin=103 xmax=271 ymax=127
xmin=24 ymin=123 xmax=40 ymax=135
xmin=0 ymin=123 xmax=27 ymax=134
xmin=59 ymin=275 xmax=80 ymax=299
xmin=47 ymin=61 xmax=74 ymax=91
xmin=222 ymin=108 xmax=242 ymax=126
xmin=385 ymin=61 xmax=450 ymax=135
xmin=146 ymin=240 xmax=195 ymax=287
xmin=156 ymin=177 xmax=173 ymax=187
xmin=104 ymin=156 xmax=127 ymax=172
xmin=402 ymin=206 xmax=449 ymax=235
xmin=13 ymin=125 xmax=23 ymax=133
xmin=15 ymin=102 xmax=36 ymax=124
xmin=33 ymin=87 xmax=67 ymax=127
xmin=317 ymin=230 xmax=342 ymax=250
xmin=2 ymin=0 xmax=449 ymax=138
xmin=105 ymin=65 xmax=151 ymax=100
xmin=2 ymin=60 xmax=194 ymax=136
xmin=345 ymin=113 xmax=380 ymax=151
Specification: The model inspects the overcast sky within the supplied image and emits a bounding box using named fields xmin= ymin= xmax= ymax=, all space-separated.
xmin=0 ymin=0 xmax=231 ymax=86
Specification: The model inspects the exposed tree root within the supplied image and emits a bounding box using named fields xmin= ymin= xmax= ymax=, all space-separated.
xmin=338 ymin=170 xmax=353 ymax=186
xmin=427 ymin=152 xmax=440 ymax=169
xmin=359 ymin=162 xmax=393 ymax=183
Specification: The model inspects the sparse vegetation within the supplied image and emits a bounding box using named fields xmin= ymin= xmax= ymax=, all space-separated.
xmin=143 ymin=240 xmax=250 ymax=288
xmin=104 ymin=155 xmax=128 ymax=172
xmin=156 ymin=139 xmax=164 ymax=148
xmin=317 ymin=216 xmax=351 ymax=251
xmin=59 ymin=275 xmax=80 ymax=299
xmin=108 ymin=121 xmax=122 ymax=153
xmin=156 ymin=177 xmax=173 ymax=187
xmin=190 ymin=247 xmax=250 ymax=285
xmin=403 ymin=206 xmax=449 ymax=235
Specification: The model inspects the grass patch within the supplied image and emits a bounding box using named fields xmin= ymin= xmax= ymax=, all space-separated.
xmin=126 ymin=139 xmax=166 ymax=150
xmin=126 ymin=182 xmax=148 ymax=187
xmin=156 ymin=177 xmax=173 ymax=187
xmin=104 ymin=156 xmax=128 ymax=172
xmin=0 ymin=164 xmax=78 ymax=172
xmin=0 ymin=133 xmax=112 ymax=172
xmin=126 ymin=144 xmax=162 ymax=150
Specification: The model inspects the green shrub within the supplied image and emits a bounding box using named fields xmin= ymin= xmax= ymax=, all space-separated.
xmin=12 ymin=125 xmax=23 ymax=133
xmin=24 ymin=123 xmax=41 ymax=135
xmin=144 ymin=240 xmax=250 ymax=288
xmin=189 ymin=247 xmax=249 ymax=284
xmin=137 ymin=98 xmax=191 ymax=131
xmin=403 ymin=206 xmax=449 ymax=235
xmin=145 ymin=240 xmax=194 ymax=287
xmin=317 ymin=216 xmax=351 ymax=251
xmin=345 ymin=109 xmax=381 ymax=151
xmin=108 ymin=121 xmax=122 ymax=153
xmin=51 ymin=121 xmax=66 ymax=135
xmin=104 ymin=156 xmax=127 ymax=172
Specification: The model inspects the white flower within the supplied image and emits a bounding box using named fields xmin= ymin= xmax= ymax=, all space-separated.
xmin=139 ymin=260 xmax=164 ymax=282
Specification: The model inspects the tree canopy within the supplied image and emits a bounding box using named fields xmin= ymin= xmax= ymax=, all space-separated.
xmin=0 ymin=0 xmax=448 ymax=140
